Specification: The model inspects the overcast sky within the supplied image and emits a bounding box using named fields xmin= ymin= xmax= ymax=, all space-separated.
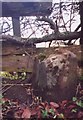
xmin=0 ymin=0 xmax=52 ymax=2
xmin=0 ymin=0 xmax=81 ymax=2
xmin=0 ymin=0 xmax=80 ymax=47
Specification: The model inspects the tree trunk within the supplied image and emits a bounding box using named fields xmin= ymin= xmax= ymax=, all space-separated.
xmin=79 ymin=2 xmax=83 ymax=76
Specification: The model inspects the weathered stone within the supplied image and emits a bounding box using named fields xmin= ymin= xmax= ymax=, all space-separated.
xmin=36 ymin=49 xmax=78 ymax=102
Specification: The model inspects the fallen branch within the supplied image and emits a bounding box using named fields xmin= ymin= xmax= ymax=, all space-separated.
xmin=0 ymin=31 xmax=80 ymax=44
xmin=28 ymin=31 xmax=80 ymax=44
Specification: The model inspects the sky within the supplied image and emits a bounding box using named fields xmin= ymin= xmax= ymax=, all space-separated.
xmin=0 ymin=0 xmax=80 ymax=47
xmin=0 ymin=0 xmax=81 ymax=2
xmin=0 ymin=0 xmax=52 ymax=2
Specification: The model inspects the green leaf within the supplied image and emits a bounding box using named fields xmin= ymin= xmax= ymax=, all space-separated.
xmin=80 ymin=76 xmax=83 ymax=80
xmin=0 ymin=95 xmax=3 ymax=99
xmin=0 ymin=98 xmax=5 ymax=105
xmin=72 ymin=97 xmax=77 ymax=102
xmin=0 ymin=71 xmax=27 ymax=80
xmin=76 ymin=100 xmax=83 ymax=108
xmin=42 ymin=110 xmax=48 ymax=118
xmin=49 ymin=109 xmax=54 ymax=115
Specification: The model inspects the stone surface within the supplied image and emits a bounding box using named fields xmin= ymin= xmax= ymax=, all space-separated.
xmin=35 ymin=49 xmax=78 ymax=101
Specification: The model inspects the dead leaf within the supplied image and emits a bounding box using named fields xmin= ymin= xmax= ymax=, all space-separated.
xmin=22 ymin=107 xmax=31 ymax=118
xmin=78 ymin=111 xmax=83 ymax=118
xmin=50 ymin=102 xmax=59 ymax=108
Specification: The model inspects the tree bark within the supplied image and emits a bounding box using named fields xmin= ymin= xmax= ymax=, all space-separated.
xmin=79 ymin=2 xmax=83 ymax=45
xmin=0 ymin=31 xmax=80 ymax=44
xmin=79 ymin=2 xmax=83 ymax=76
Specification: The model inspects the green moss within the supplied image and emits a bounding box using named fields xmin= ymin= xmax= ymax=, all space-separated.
xmin=38 ymin=53 xmax=46 ymax=61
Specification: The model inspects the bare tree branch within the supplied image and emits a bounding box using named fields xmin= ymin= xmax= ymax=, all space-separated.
xmin=37 ymin=17 xmax=58 ymax=32
xmin=75 ymin=24 xmax=81 ymax=31
xmin=66 ymin=24 xmax=81 ymax=45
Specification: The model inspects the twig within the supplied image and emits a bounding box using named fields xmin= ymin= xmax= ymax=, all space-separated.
xmin=37 ymin=17 xmax=58 ymax=33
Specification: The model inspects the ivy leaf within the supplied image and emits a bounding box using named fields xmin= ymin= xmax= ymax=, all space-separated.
xmin=49 ymin=109 xmax=55 ymax=115
xmin=76 ymin=100 xmax=83 ymax=108
xmin=41 ymin=110 xmax=48 ymax=118
xmin=72 ymin=97 xmax=77 ymax=102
